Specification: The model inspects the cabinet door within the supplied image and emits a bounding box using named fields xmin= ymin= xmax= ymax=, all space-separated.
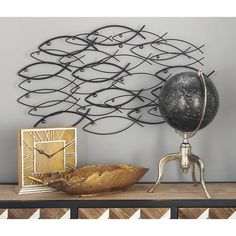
xmin=178 ymin=208 xmax=236 ymax=219
xmin=78 ymin=208 xmax=171 ymax=219
xmin=0 ymin=208 xmax=70 ymax=219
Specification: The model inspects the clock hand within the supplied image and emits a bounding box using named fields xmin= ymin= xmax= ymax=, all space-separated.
xmin=48 ymin=139 xmax=75 ymax=158
xmin=35 ymin=148 xmax=51 ymax=158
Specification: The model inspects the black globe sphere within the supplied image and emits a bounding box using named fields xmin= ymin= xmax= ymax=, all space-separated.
xmin=159 ymin=71 xmax=219 ymax=133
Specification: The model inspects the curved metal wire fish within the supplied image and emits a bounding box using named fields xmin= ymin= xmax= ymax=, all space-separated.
xmin=104 ymin=94 xmax=159 ymax=111
xmin=149 ymin=44 xmax=204 ymax=65
xmin=18 ymin=74 xmax=78 ymax=94
xmin=18 ymin=61 xmax=72 ymax=80
xmin=99 ymin=53 xmax=153 ymax=72
xmin=17 ymin=89 xmax=78 ymax=108
xmin=66 ymin=32 xmax=109 ymax=47
xmin=28 ymin=99 xmax=81 ymax=117
xmin=130 ymin=40 xmax=205 ymax=67
xmin=86 ymin=25 xmax=146 ymax=46
xmin=34 ymin=109 xmax=93 ymax=128
xmin=58 ymin=49 xmax=120 ymax=67
xmin=83 ymin=115 xmax=143 ymax=135
xmin=85 ymin=87 xmax=144 ymax=108
xmin=38 ymin=35 xmax=97 ymax=57
xmin=155 ymin=65 xmax=215 ymax=82
xmin=111 ymin=72 xmax=164 ymax=92
xmin=76 ymin=104 xmax=122 ymax=117
xmin=112 ymin=30 xmax=168 ymax=46
xmin=128 ymin=104 xmax=165 ymax=125
xmin=72 ymin=62 xmax=131 ymax=83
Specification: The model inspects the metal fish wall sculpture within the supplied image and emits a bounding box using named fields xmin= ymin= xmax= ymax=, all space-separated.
xmin=17 ymin=24 xmax=214 ymax=135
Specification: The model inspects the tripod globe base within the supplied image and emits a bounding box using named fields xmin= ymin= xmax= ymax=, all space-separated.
xmin=148 ymin=152 xmax=211 ymax=199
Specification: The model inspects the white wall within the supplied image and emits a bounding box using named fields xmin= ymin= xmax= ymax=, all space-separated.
xmin=0 ymin=17 xmax=235 ymax=183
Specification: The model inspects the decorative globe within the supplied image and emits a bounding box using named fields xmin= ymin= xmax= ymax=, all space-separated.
xmin=158 ymin=71 xmax=219 ymax=133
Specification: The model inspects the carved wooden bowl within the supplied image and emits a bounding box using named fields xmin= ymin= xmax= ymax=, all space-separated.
xmin=29 ymin=164 xmax=148 ymax=196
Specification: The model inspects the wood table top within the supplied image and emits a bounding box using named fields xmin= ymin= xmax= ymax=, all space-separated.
xmin=0 ymin=183 xmax=236 ymax=201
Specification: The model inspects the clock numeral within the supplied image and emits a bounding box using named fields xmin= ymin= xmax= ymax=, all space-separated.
xmin=23 ymin=140 xmax=34 ymax=152
xmin=27 ymin=131 xmax=40 ymax=142
xmin=43 ymin=130 xmax=55 ymax=141
xmin=65 ymin=162 xmax=76 ymax=172
xmin=65 ymin=152 xmax=75 ymax=158
xmin=35 ymin=131 xmax=43 ymax=141
xmin=28 ymin=173 xmax=45 ymax=185
xmin=24 ymin=171 xmax=34 ymax=179
xmin=51 ymin=130 xmax=54 ymax=140
xmin=24 ymin=164 xmax=33 ymax=170
xmin=24 ymin=155 xmax=34 ymax=162
xmin=44 ymin=130 xmax=50 ymax=141
xmin=64 ymin=139 xmax=75 ymax=149
xmin=58 ymin=130 xmax=65 ymax=140
xmin=33 ymin=173 xmax=45 ymax=178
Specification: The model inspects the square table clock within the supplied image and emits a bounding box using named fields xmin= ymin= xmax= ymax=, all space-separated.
xmin=18 ymin=127 xmax=77 ymax=194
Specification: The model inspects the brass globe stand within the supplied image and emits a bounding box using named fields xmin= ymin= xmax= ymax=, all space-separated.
xmin=148 ymin=70 xmax=211 ymax=199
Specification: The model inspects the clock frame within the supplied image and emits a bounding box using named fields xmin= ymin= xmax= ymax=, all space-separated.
xmin=18 ymin=127 xmax=77 ymax=194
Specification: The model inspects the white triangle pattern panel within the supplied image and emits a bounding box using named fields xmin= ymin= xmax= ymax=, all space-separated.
xmin=98 ymin=209 xmax=110 ymax=219
xmin=228 ymin=211 xmax=236 ymax=219
xmin=1 ymin=208 xmax=236 ymax=219
xmin=129 ymin=209 xmax=141 ymax=219
xmin=29 ymin=209 xmax=40 ymax=219
xmin=0 ymin=208 xmax=70 ymax=219
xmin=160 ymin=209 xmax=171 ymax=219
xmin=78 ymin=208 xmax=171 ymax=219
xmin=0 ymin=208 xmax=171 ymax=219
xmin=178 ymin=208 xmax=236 ymax=219
xmin=0 ymin=210 xmax=8 ymax=219
xmin=60 ymin=210 xmax=70 ymax=219
xmin=198 ymin=209 xmax=209 ymax=219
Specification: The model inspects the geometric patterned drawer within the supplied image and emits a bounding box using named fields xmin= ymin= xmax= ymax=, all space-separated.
xmin=78 ymin=208 xmax=170 ymax=219
xmin=109 ymin=208 xmax=140 ymax=219
xmin=178 ymin=208 xmax=236 ymax=219
xmin=0 ymin=208 xmax=70 ymax=219
xmin=78 ymin=208 xmax=108 ymax=219
xmin=140 ymin=208 xmax=170 ymax=219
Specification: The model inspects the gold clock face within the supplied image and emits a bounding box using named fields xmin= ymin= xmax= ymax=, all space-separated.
xmin=18 ymin=127 xmax=77 ymax=194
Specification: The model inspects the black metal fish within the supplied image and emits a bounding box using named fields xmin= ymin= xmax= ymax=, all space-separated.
xmin=86 ymin=25 xmax=146 ymax=46
xmin=38 ymin=35 xmax=97 ymax=57
xmin=83 ymin=115 xmax=143 ymax=135
xmin=155 ymin=66 xmax=214 ymax=82
xmin=128 ymin=104 xmax=165 ymax=125
xmin=34 ymin=109 xmax=93 ymax=128
xmin=59 ymin=49 xmax=120 ymax=68
xmin=112 ymin=30 xmax=167 ymax=46
xmin=17 ymin=89 xmax=78 ymax=108
xmin=72 ymin=62 xmax=131 ymax=83
xmin=18 ymin=62 xmax=71 ymax=80
xmin=18 ymin=74 xmax=78 ymax=94
xmin=28 ymin=99 xmax=80 ymax=117
xmin=112 ymin=72 xmax=163 ymax=92
xmin=104 ymin=94 xmax=158 ymax=111
xmin=85 ymin=87 xmax=144 ymax=108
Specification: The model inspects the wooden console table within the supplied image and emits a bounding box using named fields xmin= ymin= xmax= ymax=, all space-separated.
xmin=0 ymin=183 xmax=236 ymax=219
